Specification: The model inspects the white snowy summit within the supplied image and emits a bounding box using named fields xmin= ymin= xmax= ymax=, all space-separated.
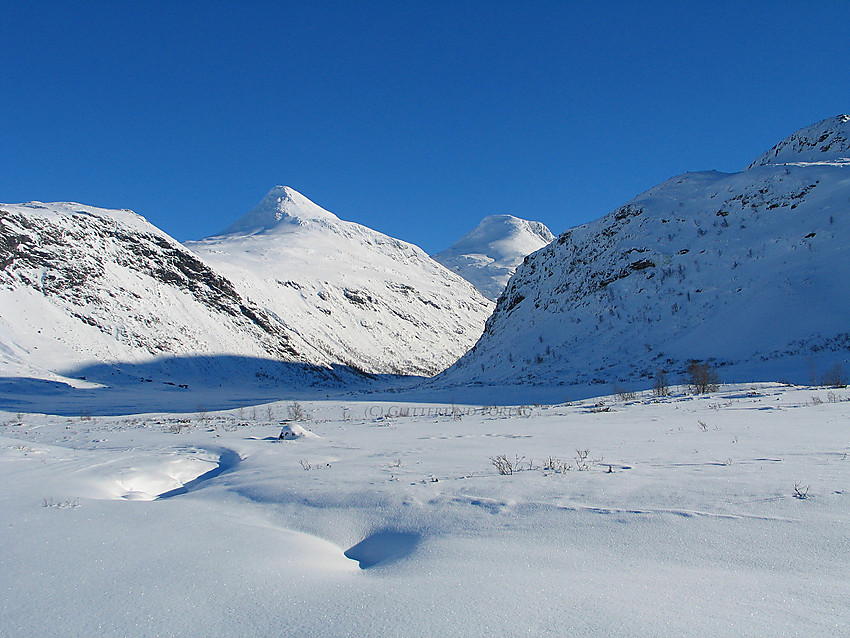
xmin=188 ymin=187 xmax=493 ymax=376
xmin=432 ymin=214 xmax=554 ymax=300
xmin=218 ymin=185 xmax=339 ymax=235
xmin=439 ymin=115 xmax=850 ymax=388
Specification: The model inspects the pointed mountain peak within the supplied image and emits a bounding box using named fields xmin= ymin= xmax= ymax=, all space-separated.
xmin=748 ymin=114 xmax=850 ymax=169
xmin=217 ymin=186 xmax=339 ymax=236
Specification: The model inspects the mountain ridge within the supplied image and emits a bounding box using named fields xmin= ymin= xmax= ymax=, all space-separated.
xmin=0 ymin=191 xmax=492 ymax=384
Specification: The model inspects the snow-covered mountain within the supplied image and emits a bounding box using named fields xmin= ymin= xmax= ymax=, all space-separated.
xmin=186 ymin=186 xmax=493 ymax=376
xmin=0 ymin=191 xmax=491 ymax=385
xmin=0 ymin=201 xmax=342 ymax=386
xmin=439 ymin=115 xmax=850 ymax=388
xmin=432 ymin=215 xmax=554 ymax=300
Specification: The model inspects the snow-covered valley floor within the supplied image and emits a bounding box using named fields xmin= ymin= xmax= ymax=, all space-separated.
xmin=1 ymin=383 xmax=848 ymax=636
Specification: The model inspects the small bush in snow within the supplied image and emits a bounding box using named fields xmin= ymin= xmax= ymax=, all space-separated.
xmin=793 ymin=482 xmax=810 ymax=499
xmin=167 ymin=420 xmax=190 ymax=434
xmin=43 ymin=497 xmax=80 ymax=508
xmin=685 ymin=361 xmax=720 ymax=394
xmin=613 ymin=384 xmax=636 ymax=401
xmin=575 ymin=449 xmax=590 ymax=471
xmin=288 ymin=401 xmax=308 ymax=421
xmin=652 ymin=369 xmax=670 ymax=397
xmin=196 ymin=406 xmax=211 ymax=427
xmin=489 ymin=454 xmax=525 ymax=475
xmin=543 ymin=456 xmax=571 ymax=473
xmin=821 ymin=363 xmax=846 ymax=388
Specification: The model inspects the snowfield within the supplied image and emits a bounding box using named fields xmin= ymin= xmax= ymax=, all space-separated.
xmin=2 ymin=382 xmax=848 ymax=636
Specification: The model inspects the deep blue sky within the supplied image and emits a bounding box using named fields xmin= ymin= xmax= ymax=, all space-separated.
xmin=2 ymin=1 xmax=849 ymax=253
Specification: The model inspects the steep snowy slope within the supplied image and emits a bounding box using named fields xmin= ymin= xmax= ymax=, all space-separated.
xmin=186 ymin=187 xmax=493 ymax=376
xmin=432 ymin=215 xmax=554 ymax=300
xmin=0 ymin=202 xmax=346 ymax=385
xmin=440 ymin=115 xmax=850 ymax=387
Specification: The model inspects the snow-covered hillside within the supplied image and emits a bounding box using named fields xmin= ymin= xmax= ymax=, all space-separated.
xmin=432 ymin=214 xmax=554 ymax=300
xmin=187 ymin=187 xmax=493 ymax=376
xmin=0 ymin=201 xmax=354 ymax=386
xmin=440 ymin=115 xmax=850 ymax=387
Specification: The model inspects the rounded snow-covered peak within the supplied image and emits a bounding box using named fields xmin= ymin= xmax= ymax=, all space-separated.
xmin=432 ymin=214 xmax=554 ymax=300
xmin=748 ymin=114 xmax=850 ymax=169
xmin=217 ymin=186 xmax=339 ymax=236
xmin=445 ymin=214 xmax=555 ymax=255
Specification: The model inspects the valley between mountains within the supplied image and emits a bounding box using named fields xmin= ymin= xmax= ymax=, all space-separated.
xmin=1 ymin=116 xmax=849 ymax=637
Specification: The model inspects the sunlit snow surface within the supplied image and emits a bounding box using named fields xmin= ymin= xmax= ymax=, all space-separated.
xmin=2 ymin=382 xmax=848 ymax=636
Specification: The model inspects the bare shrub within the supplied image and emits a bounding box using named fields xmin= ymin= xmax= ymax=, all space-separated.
xmin=43 ymin=497 xmax=80 ymax=508
xmin=288 ymin=401 xmax=307 ymax=421
xmin=589 ymin=400 xmax=610 ymax=413
xmin=196 ymin=406 xmax=211 ymax=428
xmin=821 ymin=363 xmax=846 ymax=388
xmin=613 ymin=384 xmax=637 ymax=401
xmin=575 ymin=449 xmax=590 ymax=471
xmin=543 ymin=456 xmax=571 ymax=473
xmin=451 ymin=404 xmax=464 ymax=421
xmin=489 ymin=454 xmax=526 ymax=475
xmin=793 ymin=482 xmax=809 ymax=499
xmin=167 ymin=420 xmax=190 ymax=434
xmin=686 ymin=361 xmax=720 ymax=394
xmin=652 ymin=369 xmax=670 ymax=397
